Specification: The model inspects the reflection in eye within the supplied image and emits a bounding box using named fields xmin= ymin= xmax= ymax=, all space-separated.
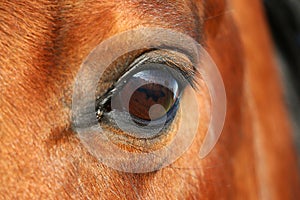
xmin=116 ymin=66 xmax=182 ymax=125
xmin=128 ymin=81 xmax=178 ymax=123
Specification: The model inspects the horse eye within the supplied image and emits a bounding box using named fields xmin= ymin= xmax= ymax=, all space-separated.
xmin=72 ymin=28 xmax=226 ymax=173
xmin=96 ymin=61 xmax=187 ymax=140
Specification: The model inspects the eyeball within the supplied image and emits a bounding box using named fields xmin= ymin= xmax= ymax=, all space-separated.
xmin=72 ymin=27 xmax=226 ymax=173
xmin=100 ymin=63 xmax=187 ymax=140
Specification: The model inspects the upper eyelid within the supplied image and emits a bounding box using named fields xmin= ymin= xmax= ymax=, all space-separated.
xmin=126 ymin=49 xmax=198 ymax=87
xmin=95 ymin=49 xmax=196 ymax=123
xmin=95 ymin=48 xmax=196 ymax=98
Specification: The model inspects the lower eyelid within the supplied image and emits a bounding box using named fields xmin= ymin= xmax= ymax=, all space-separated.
xmin=98 ymin=107 xmax=182 ymax=153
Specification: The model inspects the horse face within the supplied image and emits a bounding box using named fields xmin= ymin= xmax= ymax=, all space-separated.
xmin=1 ymin=0 xmax=299 ymax=199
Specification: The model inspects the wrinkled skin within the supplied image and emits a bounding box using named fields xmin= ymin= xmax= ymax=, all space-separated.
xmin=1 ymin=0 xmax=300 ymax=199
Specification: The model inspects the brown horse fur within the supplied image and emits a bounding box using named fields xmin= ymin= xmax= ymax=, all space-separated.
xmin=1 ymin=0 xmax=300 ymax=199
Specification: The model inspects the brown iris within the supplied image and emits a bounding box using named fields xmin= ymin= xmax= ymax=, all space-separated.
xmin=128 ymin=83 xmax=176 ymax=121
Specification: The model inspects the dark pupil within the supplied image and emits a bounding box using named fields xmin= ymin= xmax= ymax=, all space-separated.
xmin=129 ymin=83 xmax=176 ymax=121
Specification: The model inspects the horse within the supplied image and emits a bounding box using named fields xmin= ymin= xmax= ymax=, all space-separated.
xmin=1 ymin=0 xmax=299 ymax=199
